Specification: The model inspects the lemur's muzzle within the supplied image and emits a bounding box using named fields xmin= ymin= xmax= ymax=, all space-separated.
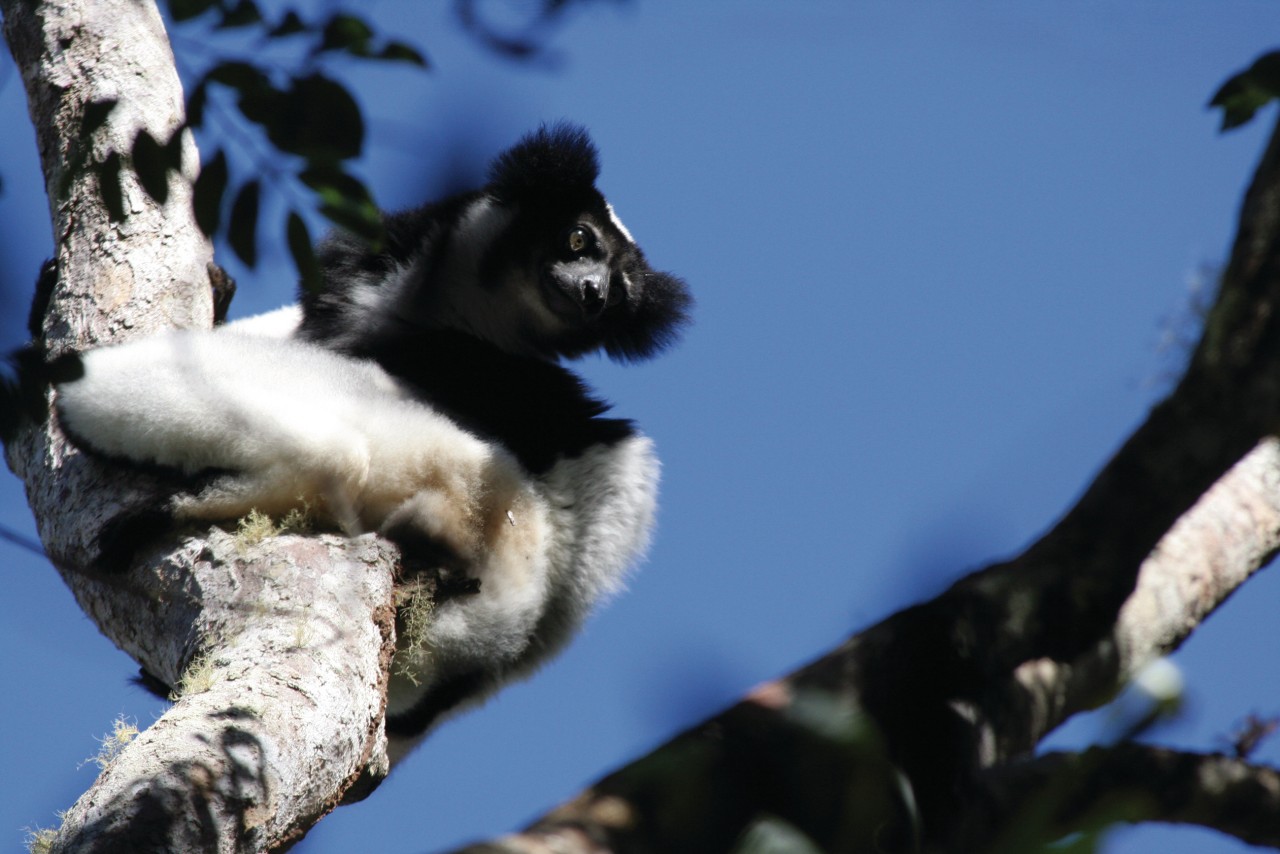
xmin=545 ymin=259 xmax=612 ymax=319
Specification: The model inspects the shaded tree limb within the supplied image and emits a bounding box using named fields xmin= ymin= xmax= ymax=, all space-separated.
xmin=7 ymin=0 xmax=1280 ymax=850
xmin=450 ymin=115 xmax=1280 ymax=853
xmin=976 ymin=744 xmax=1280 ymax=851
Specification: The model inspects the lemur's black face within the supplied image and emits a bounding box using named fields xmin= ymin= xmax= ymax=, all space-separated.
xmin=465 ymin=123 xmax=691 ymax=362
xmin=540 ymin=220 xmax=627 ymax=322
xmin=473 ymin=195 xmax=688 ymax=363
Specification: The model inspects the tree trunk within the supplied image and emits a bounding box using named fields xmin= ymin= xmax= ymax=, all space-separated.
xmin=2 ymin=2 xmax=398 ymax=850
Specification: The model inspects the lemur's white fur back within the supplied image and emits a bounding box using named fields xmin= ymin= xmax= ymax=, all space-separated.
xmin=50 ymin=124 xmax=686 ymax=759
xmin=55 ymin=317 xmax=660 ymax=757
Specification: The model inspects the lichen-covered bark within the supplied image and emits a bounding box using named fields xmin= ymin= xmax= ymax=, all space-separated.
xmin=51 ymin=533 xmax=396 ymax=854
xmin=2 ymin=2 xmax=398 ymax=850
xmin=9 ymin=0 xmax=1280 ymax=850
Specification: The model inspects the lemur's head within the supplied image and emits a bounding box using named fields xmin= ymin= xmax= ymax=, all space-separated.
xmin=479 ymin=124 xmax=691 ymax=363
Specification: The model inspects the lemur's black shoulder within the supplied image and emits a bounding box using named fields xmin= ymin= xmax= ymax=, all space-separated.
xmin=361 ymin=325 xmax=634 ymax=475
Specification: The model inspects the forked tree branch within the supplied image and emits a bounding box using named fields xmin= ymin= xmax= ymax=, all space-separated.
xmin=453 ymin=115 xmax=1280 ymax=853
xmin=8 ymin=0 xmax=1280 ymax=849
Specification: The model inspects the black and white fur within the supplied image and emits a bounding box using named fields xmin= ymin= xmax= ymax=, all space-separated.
xmin=53 ymin=124 xmax=690 ymax=758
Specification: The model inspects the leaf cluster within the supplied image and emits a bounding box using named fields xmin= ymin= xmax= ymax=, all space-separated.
xmin=90 ymin=1 xmax=427 ymax=289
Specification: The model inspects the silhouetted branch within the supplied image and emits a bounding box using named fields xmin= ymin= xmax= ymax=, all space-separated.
xmin=448 ymin=113 xmax=1280 ymax=853
xmin=975 ymin=744 xmax=1280 ymax=851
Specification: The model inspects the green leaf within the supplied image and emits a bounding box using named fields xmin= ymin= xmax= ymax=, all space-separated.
xmin=132 ymin=130 xmax=173 ymax=205
xmin=301 ymin=163 xmax=382 ymax=243
xmin=319 ymin=13 xmax=374 ymax=55
xmin=228 ymin=180 xmax=261 ymax=267
xmin=192 ymin=149 xmax=229 ymax=237
xmin=299 ymin=163 xmax=373 ymax=207
xmin=237 ymin=85 xmax=284 ymax=129
xmin=313 ymin=13 xmax=425 ymax=65
xmin=99 ymin=151 xmax=127 ymax=223
xmin=82 ymin=98 xmax=118 ymax=137
xmin=319 ymin=199 xmax=383 ymax=243
xmin=378 ymin=42 xmax=428 ymax=67
xmin=263 ymin=73 xmax=363 ymax=161
xmin=268 ymin=10 xmax=308 ymax=37
xmin=216 ymin=0 xmax=262 ymax=29
xmin=1210 ymin=51 xmax=1280 ymax=132
xmin=287 ymin=211 xmax=323 ymax=293
xmin=208 ymin=63 xmax=283 ymax=131
xmin=169 ymin=0 xmax=218 ymax=22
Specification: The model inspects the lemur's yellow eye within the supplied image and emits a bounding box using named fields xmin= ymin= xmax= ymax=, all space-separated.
xmin=566 ymin=226 xmax=589 ymax=253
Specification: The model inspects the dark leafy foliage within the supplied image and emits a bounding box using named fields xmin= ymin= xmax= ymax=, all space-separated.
xmin=317 ymin=13 xmax=427 ymax=65
xmin=266 ymin=73 xmax=364 ymax=162
xmin=299 ymin=164 xmax=381 ymax=243
xmin=192 ymin=149 xmax=229 ymax=237
xmin=215 ymin=0 xmax=262 ymax=29
xmin=77 ymin=3 xmax=427 ymax=285
xmin=173 ymin=5 xmax=427 ymax=278
xmin=268 ymin=11 xmax=307 ymax=38
xmin=287 ymin=212 xmax=322 ymax=294
xmin=1211 ymin=51 xmax=1280 ymax=131
xmin=81 ymin=1 xmax=585 ymax=286
xmin=228 ymin=180 xmax=260 ymax=267
xmin=168 ymin=0 xmax=217 ymax=23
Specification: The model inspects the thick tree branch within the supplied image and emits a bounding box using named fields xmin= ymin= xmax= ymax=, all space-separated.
xmin=3 ymin=1 xmax=399 ymax=850
xmin=9 ymin=1 xmax=1280 ymax=850
xmin=1009 ymin=436 xmax=1280 ymax=758
xmin=2 ymin=0 xmax=214 ymax=570
xmin=51 ymin=533 xmax=397 ymax=853
xmin=451 ymin=116 xmax=1280 ymax=854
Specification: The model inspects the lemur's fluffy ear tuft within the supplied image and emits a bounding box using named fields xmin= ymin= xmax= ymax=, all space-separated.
xmin=487 ymin=122 xmax=600 ymax=202
xmin=602 ymin=270 xmax=694 ymax=363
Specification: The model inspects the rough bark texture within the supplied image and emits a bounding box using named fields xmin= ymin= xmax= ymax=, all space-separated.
xmin=3 ymin=1 xmax=398 ymax=851
xmin=3 ymin=0 xmax=213 ymax=571
xmin=8 ymin=0 xmax=1280 ymax=850
xmin=51 ymin=533 xmax=397 ymax=854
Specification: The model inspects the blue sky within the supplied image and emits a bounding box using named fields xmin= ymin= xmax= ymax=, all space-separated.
xmin=2 ymin=3 xmax=1279 ymax=852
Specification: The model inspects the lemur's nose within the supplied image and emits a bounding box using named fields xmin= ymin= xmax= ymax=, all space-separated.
xmin=581 ymin=277 xmax=606 ymax=315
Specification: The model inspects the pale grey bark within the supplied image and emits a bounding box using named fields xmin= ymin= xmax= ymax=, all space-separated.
xmin=50 ymin=533 xmax=396 ymax=854
xmin=3 ymin=1 xmax=398 ymax=851
xmin=7 ymin=0 xmax=1280 ymax=850
xmin=1014 ymin=436 xmax=1280 ymax=749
